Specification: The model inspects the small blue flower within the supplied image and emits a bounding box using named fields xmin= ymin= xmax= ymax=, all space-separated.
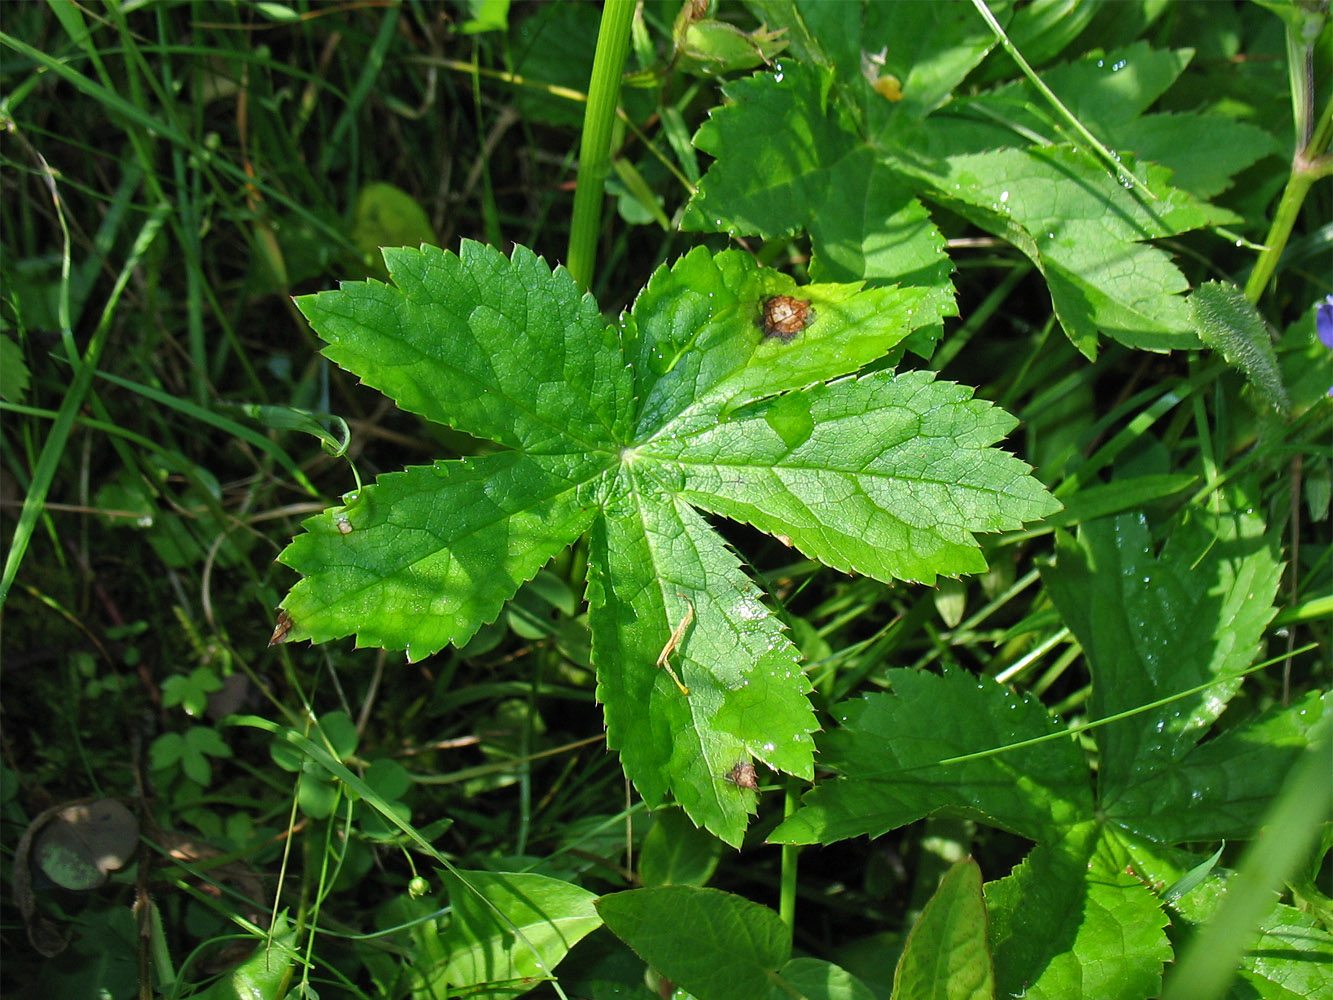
xmin=1318 ymin=295 xmax=1333 ymax=396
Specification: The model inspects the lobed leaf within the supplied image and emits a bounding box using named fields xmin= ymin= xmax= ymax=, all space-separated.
xmin=772 ymin=668 xmax=1091 ymax=846
xmin=986 ymin=833 xmax=1171 ymax=1000
xmin=662 ymin=370 xmax=1062 ymax=585
xmin=1040 ymin=505 xmax=1283 ymax=817
xmin=587 ymin=492 xmax=815 ymax=848
xmin=279 ymin=242 xmax=1057 ymax=842
xmin=296 ymin=241 xmax=633 ymax=452
xmin=280 ymin=452 xmax=606 ymax=659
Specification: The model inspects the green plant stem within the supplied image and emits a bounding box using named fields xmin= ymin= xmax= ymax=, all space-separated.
xmin=779 ymin=778 xmax=799 ymax=944
xmin=1244 ymin=99 xmax=1333 ymax=301
xmin=566 ymin=0 xmax=635 ymax=290
xmin=1244 ymin=7 xmax=1333 ymax=302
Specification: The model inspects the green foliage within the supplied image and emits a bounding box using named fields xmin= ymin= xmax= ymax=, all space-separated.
xmin=772 ymin=500 xmax=1329 ymax=998
xmin=597 ymin=885 xmax=795 ymax=1000
xmin=2 ymin=1 xmax=1329 ymax=998
xmin=892 ymin=859 xmax=992 ymax=1000
xmin=149 ymin=727 xmax=233 ymax=788
xmin=278 ymin=240 xmax=1056 ymax=845
xmin=437 ymin=869 xmax=601 ymax=996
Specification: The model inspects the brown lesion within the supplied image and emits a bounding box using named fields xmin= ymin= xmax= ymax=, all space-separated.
xmin=760 ymin=295 xmax=814 ymax=342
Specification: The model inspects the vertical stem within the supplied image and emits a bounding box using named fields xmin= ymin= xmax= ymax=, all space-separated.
xmin=1244 ymin=6 xmax=1333 ymax=303
xmin=566 ymin=0 xmax=635 ymax=290
xmin=778 ymin=777 xmax=800 ymax=945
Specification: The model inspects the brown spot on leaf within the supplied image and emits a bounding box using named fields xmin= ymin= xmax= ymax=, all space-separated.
xmin=760 ymin=295 xmax=814 ymax=342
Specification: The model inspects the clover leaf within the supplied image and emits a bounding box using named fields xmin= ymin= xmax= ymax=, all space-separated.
xmin=278 ymin=240 xmax=1059 ymax=844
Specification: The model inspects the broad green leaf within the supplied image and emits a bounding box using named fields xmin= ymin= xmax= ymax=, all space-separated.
xmin=911 ymin=145 xmax=1209 ymax=358
xmin=280 ymin=242 xmax=1057 ymax=842
xmin=280 ymin=451 xmax=605 ymax=659
xmin=772 ymin=957 xmax=876 ymax=1000
xmin=684 ymin=35 xmax=1240 ymax=359
xmin=297 ymin=243 xmax=633 ymax=451
xmin=190 ymin=913 xmax=299 ymax=1000
xmin=772 ymin=668 xmax=1091 ymax=846
xmin=351 ymin=182 xmax=438 ymax=278
xmin=438 ymin=869 xmax=600 ymax=996
xmin=1040 ymin=505 xmax=1283 ymax=820
xmin=986 ymin=833 xmax=1171 ymax=1000
xmin=1191 ymin=280 xmax=1291 ymax=414
xmin=747 ymin=0 xmax=998 ymax=124
xmin=1107 ymin=113 xmax=1281 ymax=201
xmin=1042 ymin=41 xmax=1190 ymax=130
xmin=596 ymin=886 xmax=790 ymax=1000
xmin=892 ymin=858 xmax=992 ymax=1000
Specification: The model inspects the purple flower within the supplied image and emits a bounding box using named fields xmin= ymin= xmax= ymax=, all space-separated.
xmin=1319 ymin=295 xmax=1333 ymax=396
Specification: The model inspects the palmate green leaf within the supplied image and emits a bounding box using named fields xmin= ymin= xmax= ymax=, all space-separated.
xmin=1039 ymin=505 xmax=1284 ymax=825
xmin=279 ymin=241 xmax=1056 ymax=843
xmin=771 ymin=668 xmax=1091 ymax=846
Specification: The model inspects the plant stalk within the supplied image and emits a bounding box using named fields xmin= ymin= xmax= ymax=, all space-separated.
xmin=1244 ymin=8 xmax=1333 ymax=302
xmin=566 ymin=0 xmax=635 ymax=290
xmin=779 ymin=778 xmax=800 ymax=945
